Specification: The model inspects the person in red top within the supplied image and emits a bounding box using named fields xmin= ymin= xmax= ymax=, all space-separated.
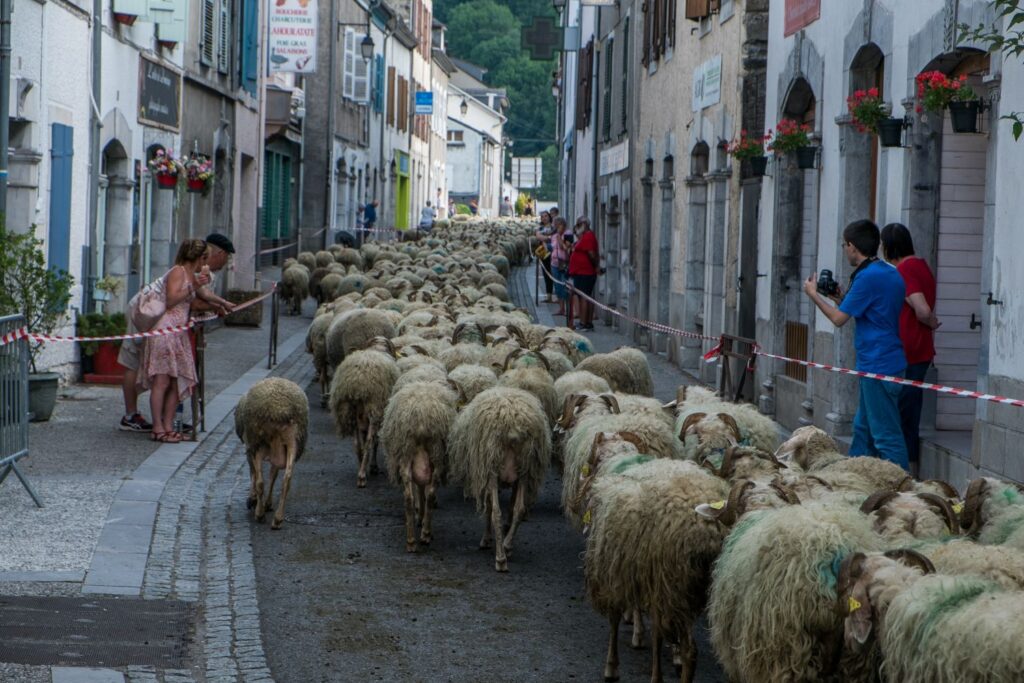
xmin=568 ymin=216 xmax=599 ymax=330
xmin=881 ymin=223 xmax=940 ymax=475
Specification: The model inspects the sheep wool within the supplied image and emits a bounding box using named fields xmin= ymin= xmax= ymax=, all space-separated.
xmin=608 ymin=347 xmax=655 ymax=397
xmin=498 ymin=367 xmax=559 ymax=424
xmin=447 ymin=364 xmax=497 ymax=402
xmin=381 ymin=381 xmax=458 ymax=486
xmin=553 ymin=371 xmax=612 ymax=407
xmin=575 ymin=354 xmax=637 ymax=394
xmin=329 ymin=350 xmax=399 ymax=437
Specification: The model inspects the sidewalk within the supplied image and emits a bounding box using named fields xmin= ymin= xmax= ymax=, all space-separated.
xmin=0 ymin=284 xmax=311 ymax=683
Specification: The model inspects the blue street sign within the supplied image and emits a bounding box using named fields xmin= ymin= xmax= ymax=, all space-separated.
xmin=415 ymin=91 xmax=433 ymax=115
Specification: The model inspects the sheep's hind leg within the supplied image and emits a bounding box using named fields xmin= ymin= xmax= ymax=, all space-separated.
xmin=369 ymin=437 xmax=380 ymax=476
xmin=356 ymin=421 xmax=372 ymax=488
xmin=604 ymin=611 xmax=621 ymax=682
xmin=649 ymin=606 xmax=664 ymax=683
xmin=265 ymin=465 xmax=279 ymax=513
xmin=253 ymin=457 xmax=268 ymax=522
xmin=271 ymin=439 xmax=298 ymax=530
xmin=502 ymin=481 xmax=526 ymax=556
xmin=479 ymin=493 xmax=494 ymax=550
xmin=631 ymin=609 xmax=646 ymax=649
xmin=489 ymin=478 xmax=508 ymax=572
xmin=246 ymin=450 xmax=259 ymax=510
xmin=420 ymin=479 xmax=435 ymax=546
xmin=402 ymin=466 xmax=417 ymax=552
xmin=673 ymin=626 xmax=697 ymax=683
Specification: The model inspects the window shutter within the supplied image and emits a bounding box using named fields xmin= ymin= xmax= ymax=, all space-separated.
xmin=200 ymin=0 xmax=216 ymax=66
xmin=280 ymin=156 xmax=292 ymax=238
xmin=354 ymin=52 xmax=369 ymax=103
xmin=241 ymin=0 xmax=258 ymax=94
xmin=387 ymin=67 xmax=396 ymax=127
xmin=621 ymin=18 xmax=629 ymax=131
xmin=668 ymin=0 xmax=677 ymax=47
xmin=602 ymin=39 xmax=613 ymax=140
xmin=641 ymin=1 xmax=651 ymax=67
xmin=374 ymin=55 xmax=385 ymax=113
xmin=343 ymin=29 xmax=356 ymax=100
xmin=685 ymin=0 xmax=708 ymax=21
xmin=217 ymin=0 xmax=231 ymax=74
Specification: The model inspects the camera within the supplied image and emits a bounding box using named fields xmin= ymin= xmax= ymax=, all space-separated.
xmin=817 ymin=269 xmax=840 ymax=297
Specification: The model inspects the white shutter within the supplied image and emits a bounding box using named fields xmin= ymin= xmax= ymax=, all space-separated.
xmin=200 ymin=0 xmax=216 ymax=65
xmin=217 ymin=0 xmax=231 ymax=74
xmin=343 ymin=29 xmax=356 ymax=100
xmin=353 ymin=50 xmax=369 ymax=103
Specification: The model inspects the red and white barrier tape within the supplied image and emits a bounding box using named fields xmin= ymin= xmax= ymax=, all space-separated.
xmin=0 ymin=285 xmax=276 ymax=348
xmin=257 ymin=241 xmax=298 ymax=257
xmin=540 ymin=262 xmax=1024 ymax=408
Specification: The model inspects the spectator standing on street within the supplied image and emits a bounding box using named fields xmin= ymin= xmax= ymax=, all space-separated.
xmin=448 ymin=197 xmax=456 ymax=217
xmin=535 ymin=211 xmax=555 ymax=302
xmin=499 ymin=196 xmax=514 ymax=217
xmin=881 ymin=222 xmax=940 ymax=476
xmin=469 ymin=198 xmax=479 ymax=215
xmin=803 ymin=219 xmax=909 ymax=469
xmin=568 ymin=216 xmax=599 ymax=331
xmin=137 ymin=239 xmax=207 ymax=443
xmin=550 ymin=217 xmax=570 ymax=316
xmin=419 ymin=200 xmax=436 ymax=232
xmin=363 ymin=200 xmax=378 ymax=234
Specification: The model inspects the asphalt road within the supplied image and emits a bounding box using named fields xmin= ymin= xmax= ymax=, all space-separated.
xmin=251 ymin=350 xmax=728 ymax=683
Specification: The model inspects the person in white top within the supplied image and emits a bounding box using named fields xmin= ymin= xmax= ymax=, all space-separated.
xmin=419 ymin=201 xmax=436 ymax=231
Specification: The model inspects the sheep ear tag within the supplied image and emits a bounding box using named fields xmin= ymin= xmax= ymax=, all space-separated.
xmin=695 ymin=500 xmax=726 ymax=520
xmin=581 ymin=463 xmax=591 ymax=477
xmin=583 ymin=509 xmax=592 ymax=525
xmin=952 ymin=501 xmax=964 ymax=514
xmin=848 ymin=596 xmax=862 ymax=613
xmin=709 ymin=500 xmax=726 ymax=510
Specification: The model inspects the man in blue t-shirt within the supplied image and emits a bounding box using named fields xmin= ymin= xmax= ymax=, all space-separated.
xmin=803 ymin=219 xmax=909 ymax=470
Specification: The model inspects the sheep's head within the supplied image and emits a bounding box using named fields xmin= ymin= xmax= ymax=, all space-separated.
xmin=960 ymin=477 xmax=1024 ymax=536
xmin=538 ymin=336 xmax=572 ymax=356
xmin=836 ymin=549 xmax=935 ymax=650
xmin=859 ymin=491 xmax=959 ymax=541
xmin=502 ymin=348 xmax=551 ymax=374
xmin=679 ymin=412 xmax=744 ymax=458
xmin=445 ymin=379 xmax=469 ymax=410
xmin=774 ymin=425 xmax=840 ymax=469
xmin=556 ymin=393 xmax=620 ymax=432
xmin=897 ymin=477 xmax=960 ymax=500
xmin=703 ymin=445 xmax=786 ymax=481
xmin=695 ymin=477 xmax=799 ymax=526
xmin=570 ymin=431 xmax=645 ymax=518
xmin=360 ymin=336 xmax=398 ymax=358
xmin=451 ymin=321 xmax=487 ymax=345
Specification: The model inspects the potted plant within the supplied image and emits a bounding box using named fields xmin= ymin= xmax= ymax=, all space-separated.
xmin=768 ymin=119 xmax=816 ymax=169
xmin=0 ymin=224 xmax=75 ymax=421
xmin=727 ymin=130 xmax=772 ymax=176
xmin=846 ymin=86 xmax=905 ymax=147
xmin=92 ymin=274 xmax=123 ymax=305
xmin=148 ymin=148 xmax=181 ymax=189
xmin=183 ymin=153 xmax=214 ymax=194
xmin=916 ymin=70 xmax=980 ymax=133
xmin=76 ymin=312 xmax=127 ymax=383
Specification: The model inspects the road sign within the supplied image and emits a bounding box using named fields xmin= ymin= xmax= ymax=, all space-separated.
xmin=415 ymin=91 xmax=433 ymax=115
xmin=521 ymin=16 xmax=562 ymax=61
xmin=511 ymin=157 xmax=543 ymax=189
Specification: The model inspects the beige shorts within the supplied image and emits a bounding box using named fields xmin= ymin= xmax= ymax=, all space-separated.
xmin=116 ymin=314 xmax=143 ymax=371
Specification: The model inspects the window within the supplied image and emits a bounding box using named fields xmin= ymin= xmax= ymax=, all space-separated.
xmin=642 ymin=0 xmax=676 ymax=67
xmin=719 ymin=0 xmax=734 ymax=22
xmin=343 ymin=29 xmax=370 ymax=103
xmin=200 ymin=0 xmax=232 ymax=73
xmin=447 ymin=130 xmax=464 ymax=143
xmin=576 ymin=40 xmax=594 ymax=130
xmin=620 ymin=18 xmax=629 ymax=131
xmin=217 ymin=0 xmax=231 ymax=73
xmin=602 ymin=37 xmax=613 ymax=140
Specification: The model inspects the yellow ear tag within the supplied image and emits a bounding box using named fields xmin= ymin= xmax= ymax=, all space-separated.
xmin=952 ymin=502 xmax=964 ymax=514
xmin=709 ymin=500 xmax=726 ymax=510
xmin=581 ymin=464 xmax=591 ymax=477
xmin=583 ymin=509 xmax=592 ymax=525
xmin=848 ymin=596 xmax=862 ymax=613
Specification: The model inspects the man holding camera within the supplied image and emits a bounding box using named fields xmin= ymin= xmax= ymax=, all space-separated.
xmin=803 ymin=219 xmax=909 ymax=470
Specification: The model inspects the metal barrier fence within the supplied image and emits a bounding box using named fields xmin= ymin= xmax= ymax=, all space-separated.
xmin=0 ymin=314 xmax=42 ymax=506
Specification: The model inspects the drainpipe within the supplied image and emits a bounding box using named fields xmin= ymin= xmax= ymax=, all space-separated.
xmin=322 ymin=0 xmax=338 ymax=248
xmin=0 ymin=0 xmax=11 ymax=220
xmin=379 ymin=23 xmax=392 ymax=215
xmin=591 ymin=40 xmax=600 ymax=224
xmin=87 ymin=0 xmax=103 ymax=311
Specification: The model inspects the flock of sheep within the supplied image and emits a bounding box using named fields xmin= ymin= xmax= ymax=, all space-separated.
xmin=232 ymin=217 xmax=1024 ymax=683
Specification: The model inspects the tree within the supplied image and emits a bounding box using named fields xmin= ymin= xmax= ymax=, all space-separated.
xmin=961 ymin=1 xmax=1024 ymax=138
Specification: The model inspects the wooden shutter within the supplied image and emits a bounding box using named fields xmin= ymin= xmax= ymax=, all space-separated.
xmin=241 ymin=0 xmax=258 ymax=94
xmin=685 ymin=0 xmax=708 ymax=21
xmin=602 ymin=38 xmax=613 ymax=140
xmin=217 ymin=0 xmax=230 ymax=74
xmin=374 ymin=55 xmax=385 ymax=113
xmin=668 ymin=0 xmax=677 ymax=47
xmin=387 ymin=67 xmax=396 ymax=127
xmin=200 ymin=0 xmax=216 ymax=65
xmin=621 ymin=18 xmax=629 ymax=131
xmin=47 ymin=124 xmax=74 ymax=274
xmin=652 ymin=0 xmax=662 ymax=55
xmin=641 ymin=1 xmax=651 ymax=67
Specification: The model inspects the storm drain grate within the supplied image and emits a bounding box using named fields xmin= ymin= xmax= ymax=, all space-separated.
xmin=0 ymin=595 xmax=196 ymax=668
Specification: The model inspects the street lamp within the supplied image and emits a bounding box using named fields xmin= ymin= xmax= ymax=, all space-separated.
xmin=460 ymin=97 xmax=469 ymax=116
xmin=360 ymin=34 xmax=375 ymax=60
xmin=552 ymin=0 xmax=566 ymax=9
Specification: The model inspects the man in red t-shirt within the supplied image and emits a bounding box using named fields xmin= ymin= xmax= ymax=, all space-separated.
xmin=881 ymin=223 xmax=940 ymax=474
xmin=568 ymin=217 xmax=599 ymax=331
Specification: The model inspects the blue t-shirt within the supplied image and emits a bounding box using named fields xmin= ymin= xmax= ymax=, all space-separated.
xmin=838 ymin=259 xmax=907 ymax=375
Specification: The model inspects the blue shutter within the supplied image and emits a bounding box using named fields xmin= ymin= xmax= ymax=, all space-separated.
xmin=241 ymin=0 xmax=258 ymax=95
xmin=47 ymin=124 xmax=73 ymax=275
xmin=374 ymin=54 xmax=385 ymax=113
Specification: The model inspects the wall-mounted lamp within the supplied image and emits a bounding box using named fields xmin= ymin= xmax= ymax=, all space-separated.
xmin=552 ymin=0 xmax=566 ymax=10
xmin=460 ymin=97 xmax=469 ymax=116
xmin=360 ymin=35 xmax=375 ymax=60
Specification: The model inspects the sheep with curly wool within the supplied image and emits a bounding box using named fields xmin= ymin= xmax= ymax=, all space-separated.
xmin=447 ymin=387 xmax=551 ymax=572
xmin=858 ymin=490 xmax=959 ymax=543
xmin=838 ymin=550 xmax=1024 ymax=683
xmin=393 ymin=363 xmax=448 ymax=393
xmin=585 ymin=457 xmax=729 ymax=683
xmin=498 ymin=366 xmax=558 ymax=424
xmin=336 ymin=247 xmax=364 ymax=269
xmin=395 ymin=353 xmax=445 ymax=375
xmin=960 ymin=476 xmax=1024 ymax=550
xmin=314 ymin=250 xmax=334 ymax=268
xmin=553 ymin=371 xmax=612 ymax=409
xmin=902 ymin=537 xmax=1024 ymax=590
xmin=306 ymin=313 xmax=334 ymax=405
xmin=318 ymin=273 xmax=345 ymax=303
xmin=329 ymin=349 xmax=399 ymax=487
xmin=608 ymin=347 xmax=654 ymax=397
xmin=537 ymin=349 xmax=573 ymax=379
xmin=447 ymin=363 xmax=497 ymax=402
xmin=325 ymin=308 xmax=398 ymax=370
xmin=707 ymin=501 xmax=884 ymax=683
xmin=575 ymin=353 xmax=637 ymax=394
xmin=235 ymin=377 xmax=308 ymax=530
xmin=438 ymin=343 xmax=487 ymax=371
xmin=280 ymin=265 xmax=309 ymax=316
xmin=297 ymin=251 xmax=317 ymax=272
xmin=676 ymin=400 xmax=779 ymax=461
xmin=380 ymin=380 xmax=459 ymax=552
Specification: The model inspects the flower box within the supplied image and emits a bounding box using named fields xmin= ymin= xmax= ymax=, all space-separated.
xmin=113 ymin=12 xmax=138 ymax=26
xmin=155 ymin=173 xmax=178 ymax=189
xmin=187 ymin=178 xmax=207 ymax=193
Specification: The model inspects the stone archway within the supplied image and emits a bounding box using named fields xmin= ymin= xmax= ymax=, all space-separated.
xmin=100 ymin=139 xmax=132 ymax=313
xmin=681 ymin=141 xmax=710 ymax=369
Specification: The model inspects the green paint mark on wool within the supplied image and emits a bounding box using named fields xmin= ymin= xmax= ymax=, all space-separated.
xmin=916 ymin=579 xmax=991 ymax=644
xmin=610 ymin=454 xmax=655 ymax=475
xmin=988 ymin=514 xmax=1024 ymax=545
xmin=1001 ymin=486 xmax=1023 ymax=506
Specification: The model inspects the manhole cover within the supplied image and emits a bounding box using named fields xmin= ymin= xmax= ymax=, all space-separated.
xmin=0 ymin=595 xmax=196 ymax=668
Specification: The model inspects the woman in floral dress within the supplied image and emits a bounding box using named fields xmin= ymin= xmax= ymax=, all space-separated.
xmin=138 ymin=239 xmax=207 ymax=442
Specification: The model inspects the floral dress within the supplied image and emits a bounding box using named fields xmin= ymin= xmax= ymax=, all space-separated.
xmin=138 ymin=266 xmax=197 ymax=401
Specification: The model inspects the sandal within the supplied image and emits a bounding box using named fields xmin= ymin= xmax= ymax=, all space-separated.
xmin=151 ymin=431 xmax=183 ymax=443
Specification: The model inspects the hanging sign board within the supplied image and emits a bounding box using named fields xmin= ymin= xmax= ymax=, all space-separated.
xmin=784 ymin=0 xmax=820 ymax=36
xmin=138 ymin=56 xmax=181 ymax=131
xmin=415 ymin=91 xmax=434 ymax=115
xmin=691 ymin=55 xmax=722 ymax=112
xmin=268 ymin=0 xmax=319 ymax=73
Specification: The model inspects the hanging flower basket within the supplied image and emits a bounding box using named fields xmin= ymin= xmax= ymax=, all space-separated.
xmin=795 ymin=146 xmax=817 ymax=170
xmin=182 ymin=153 xmax=214 ymax=196
xmin=847 ymin=88 xmax=889 ymax=134
xmin=768 ymin=119 xmax=813 ymax=158
xmin=155 ymin=173 xmax=178 ymax=189
xmin=948 ymin=101 xmax=981 ymax=134
xmin=749 ymin=156 xmax=768 ymax=177
xmin=877 ymin=117 xmax=906 ymax=147
xmin=727 ymin=130 xmax=771 ymax=178
xmin=148 ymin=149 xmax=182 ymax=190
xmin=187 ymin=178 xmax=207 ymax=193
xmin=113 ymin=12 xmax=138 ymax=26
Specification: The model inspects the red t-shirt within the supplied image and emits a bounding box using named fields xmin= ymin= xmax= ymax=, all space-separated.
xmin=897 ymin=256 xmax=936 ymax=365
xmin=568 ymin=230 xmax=599 ymax=276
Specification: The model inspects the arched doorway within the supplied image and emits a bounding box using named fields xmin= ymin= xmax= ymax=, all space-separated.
xmin=99 ymin=140 xmax=132 ymax=313
xmin=681 ymin=142 xmax=709 ymax=368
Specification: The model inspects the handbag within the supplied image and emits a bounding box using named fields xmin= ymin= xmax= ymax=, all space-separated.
xmin=534 ymin=243 xmax=550 ymax=260
xmin=129 ymin=269 xmax=170 ymax=332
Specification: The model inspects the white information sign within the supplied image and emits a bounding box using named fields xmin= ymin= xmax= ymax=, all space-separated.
xmin=599 ymin=138 xmax=629 ymax=176
xmin=268 ymin=0 xmax=318 ymax=74
xmin=691 ymin=55 xmax=722 ymax=112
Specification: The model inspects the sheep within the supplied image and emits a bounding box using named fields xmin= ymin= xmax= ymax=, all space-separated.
xmin=537 ymin=349 xmax=573 ymax=379
xmin=447 ymin=387 xmax=551 ymax=572
xmin=858 ymin=490 xmax=959 ymax=543
xmin=318 ymin=272 xmax=345 ymax=303
xmin=308 ymin=266 xmax=330 ymax=303
xmin=906 ymin=537 xmax=1024 ymax=590
xmin=575 ymin=353 xmax=637 ymax=394
xmin=280 ymin=265 xmax=309 ymax=315
xmin=553 ymin=370 xmax=612 ymax=409
xmin=838 ymin=550 xmax=1024 ymax=683
xmin=297 ymin=251 xmax=317 ymax=272
xmin=585 ymin=457 xmax=729 ymax=683
xmin=707 ymin=501 xmax=884 ymax=682
xmin=336 ymin=247 xmax=364 ymax=270
xmin=676 ymin=401 xmax=779 ymax=461
xmin=315 ymin=250 xmax=334 ymax=268
xmin=608 ymin=346 xmax=654 ymax=397
xmin=306 ymin=313 xmax=334 ymax=405
xmin=447 ymin=363 xmax=497 ymax=403
xmin=438 ymin=343 xmax=487 ymax=371
xmin=380 ymin=381 xmax=459 ymax=552
xmin=325 ymin=308 xmax=397 ymax=369
xmin=234 ymin=378 xmax=308 ymax=530
xmin=497 ymin=366 xmax=558 ymax=424
xmin=960 ymin=476 xmax=1024 ymax=549
xmin=392 ymin=363 xmax=448 ymax=393
xmin=329 ymin=349 xmax=399 ymax=487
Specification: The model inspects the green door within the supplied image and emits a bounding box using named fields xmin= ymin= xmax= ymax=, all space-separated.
xmin=395 ymin=150 xmax=410 ymax=230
